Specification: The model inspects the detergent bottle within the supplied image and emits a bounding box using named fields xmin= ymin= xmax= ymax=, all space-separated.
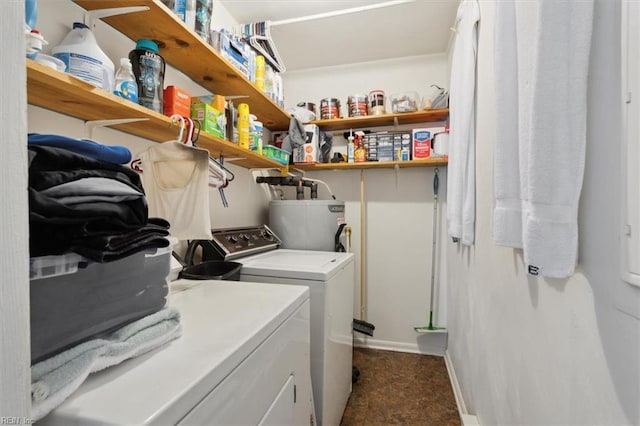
xmin=129 ymin=39 xmax=166 ymax=113
xmin=52 ymin=22 xmax=115 ymax=91
xmin=113 ymin=58 xmax=138 ymax=103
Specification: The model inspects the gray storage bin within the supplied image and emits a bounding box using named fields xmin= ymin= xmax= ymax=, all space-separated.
xmin=29 ymin=247 xmax=170 ymax=364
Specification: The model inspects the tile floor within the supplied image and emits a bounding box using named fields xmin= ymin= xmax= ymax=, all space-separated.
xmin=340 ymin=347 xmax=461 ymax=425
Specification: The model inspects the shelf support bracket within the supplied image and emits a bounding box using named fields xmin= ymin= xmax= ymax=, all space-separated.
xmin=85 ymin=118 xmax=149 ymax=140
xmin=84 ymin=7 xmax=150 ymax=29
xmin=393 ymin=116 xmax=399 ymax=128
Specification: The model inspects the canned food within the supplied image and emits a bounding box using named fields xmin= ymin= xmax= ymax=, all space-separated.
xmin=368 ymin=89 xmax=386 ymax=115
xmin=320 ymin=98 xmax=340 ymax=119
xmin=347 ymin=94 xmax=368 ymax=117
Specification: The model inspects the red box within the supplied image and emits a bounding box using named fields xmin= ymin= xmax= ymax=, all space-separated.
xmin=163 ymin=86 xmax=191 ymax=118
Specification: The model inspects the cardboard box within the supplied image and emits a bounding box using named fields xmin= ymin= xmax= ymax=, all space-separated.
xmin=412 ymin=127 xmax=445 ymax=159
xmin=191 ymin=101 xmax=226 ymax=139
xmin=293 ymin=143 xmax=319 ymax=163
xmin=163 ymin=86 xmax=191 ymax=118
xmin=293 ymin=124 xmax=320 ymax=163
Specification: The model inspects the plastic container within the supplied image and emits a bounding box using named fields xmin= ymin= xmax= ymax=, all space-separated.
xmin=390 ymin=92 xmax=419 ymax=113
xmin=320 ymin=98 xmax=340 ymax=119
xmin=33 ymin=53 xmax=65 ymax=72
xmin=178 ymin=260 xmax=242 ymax=280
xmin=113 ymin=58 xmax=138 ymax=103
xmin=185 ymin=0 xmax=196 ymax=31
xmin=26 ymin=29 xmax=46 ymax=59
xmin=255 ymin=55 xmax=265 ymax=91
xmin=237 ymin=103 xmax=250 ymax=149
xmin=161 ymin=0 xmax=186 ymax=21
xmin=368 ymin=89 xmax=386 ymax=115
xmin=25 ymin=0 xmax=38 ymax=30
xmin=52 ymin=22 xmax=115 ymax=91
xmin=195 ymin=0 xmax=213 ymax=43
xmin=30 ymin=246 xmax=171 ymax=364
xmin=347 ymin=94 xmax=368 ymax=117
xmin=129 ymin=39 xmax=165 ymax=113
xmin=253 ymin=119 xmax=264 ymax=154
xmin=262 ymin=144 xmax=290 ymax=165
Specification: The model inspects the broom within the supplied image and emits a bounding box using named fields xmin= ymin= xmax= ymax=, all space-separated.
xmin=415 ymin=168 xmax=446 ymax=333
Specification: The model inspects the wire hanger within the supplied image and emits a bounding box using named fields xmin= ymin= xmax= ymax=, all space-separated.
xmin=169 ymin=114 xmax=186 ymax=143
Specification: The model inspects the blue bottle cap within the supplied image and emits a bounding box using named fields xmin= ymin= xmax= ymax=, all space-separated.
xmin=136 ymin=39 xmax=159 ymax=54
xmin=73 ymin=22 xmax=89 ymax=29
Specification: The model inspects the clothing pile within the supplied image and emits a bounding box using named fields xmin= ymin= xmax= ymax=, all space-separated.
xmin=27 ymin=134 xmax=181 ymax=420
xmin=28 ymin=134 xmax=170 ymax=261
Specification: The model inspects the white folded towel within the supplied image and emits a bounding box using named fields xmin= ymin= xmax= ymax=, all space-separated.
xmin=493 ymin=0 xmax=594 ymax=278
xmin=31 ymin=307 xmax=182 ymax=421
xmin=523 ymin=0 xmax=594 ymax=278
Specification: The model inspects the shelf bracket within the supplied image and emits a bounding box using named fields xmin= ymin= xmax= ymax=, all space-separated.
xmin=393 ymin=116 xmax=399 ymax=128
xmin=84 ymin=6 xmax=150 ymax=29
xmin=85 ymin=118 xmax=149 ymax=139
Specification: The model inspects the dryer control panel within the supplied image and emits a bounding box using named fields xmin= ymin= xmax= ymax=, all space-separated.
xmin=207 ymin=225 xmax=281 ymax=260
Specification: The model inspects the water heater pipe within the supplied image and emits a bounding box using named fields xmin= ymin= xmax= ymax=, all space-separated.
xmin=255 ymin=176 xmax=318 ymax=199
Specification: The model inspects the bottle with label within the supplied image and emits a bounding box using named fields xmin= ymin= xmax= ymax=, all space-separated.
xmin=195 ymin=0 xmax=213 ymax=43
xmin=255 ymin=55 xmax=265 ymax=91
xmin=354 ymin=135 xmax=367 ymax=162
xmin=185 ymin=0 xmax=196 ymax=31
xmin=113 ymin=58 xmax=138 ymax=103
xmin=347 ymin=135 xmax=355 ymax=163
xmin=237 ymin=103 xmax=250 ymax=149
xmin=129 ymin=39 xmax=165 ymax=113
xmin=161 ymin=0 xmax=186 ymax=21
xmin=52 ymin=22 xmax=115 ymax=91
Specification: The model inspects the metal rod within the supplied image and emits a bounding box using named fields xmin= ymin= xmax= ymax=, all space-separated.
xmin=271 ymin=0 xmax=416 ymax=27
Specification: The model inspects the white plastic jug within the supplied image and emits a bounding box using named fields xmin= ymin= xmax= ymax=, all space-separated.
xmin=52 ymin=22 xmax=115 ymax=92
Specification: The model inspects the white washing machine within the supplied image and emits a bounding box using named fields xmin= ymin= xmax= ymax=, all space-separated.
xmin=201 ymin=226 xmax=355 ymax=426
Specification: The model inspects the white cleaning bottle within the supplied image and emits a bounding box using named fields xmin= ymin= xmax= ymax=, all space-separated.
xmin=113 ymin=58 xmax=138 ymax=103
xmin=52 ymin=22 xmax=115 ymax=92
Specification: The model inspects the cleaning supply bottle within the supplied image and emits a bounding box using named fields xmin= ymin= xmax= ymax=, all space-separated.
xmin=113 ymin=58 xmax=138 ymax=103
xmin=25 ymin=0 xmax=38 ymax=30
xmin=347 ymin=134 xmax=355 ymax=163
xmin=237 ymin=103 xmax=250 ymax=149
xmin=129 ymin=39 xmax=165 ymax=113
xmin=52 ymin=22 xmax=115 ymax=91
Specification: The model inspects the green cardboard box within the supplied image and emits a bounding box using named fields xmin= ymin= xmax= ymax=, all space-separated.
xmin=191 ymin=101 xmax=226 ymax=139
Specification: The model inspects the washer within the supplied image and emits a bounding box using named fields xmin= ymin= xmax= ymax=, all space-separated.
xmin=201 ymin=226 xmax=355 ymax=426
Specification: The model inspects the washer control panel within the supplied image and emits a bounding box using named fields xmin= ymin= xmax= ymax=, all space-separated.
xmin=209 ymin=225 xmax=281 ymax=260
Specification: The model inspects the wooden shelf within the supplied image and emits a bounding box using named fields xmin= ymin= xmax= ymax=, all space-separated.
xmin=73 ymin=0 xmax=290 ymax=130
xmin=309 ymin=109 xmax=449 ymax=132
xmin=26 ymin=59 xmax=284 ymax=169
xmin=291 ymin=158 xmax=448 ymax=171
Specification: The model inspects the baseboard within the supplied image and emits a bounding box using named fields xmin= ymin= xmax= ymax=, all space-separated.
xmin=354 ymin=335 xmax=447 ymax=356
xmin=444 ymin=349 xmax=479 ymax=425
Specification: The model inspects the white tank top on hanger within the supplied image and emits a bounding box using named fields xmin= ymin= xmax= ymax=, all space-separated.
xmin=139 ymin=142 xmax=212 ymax=240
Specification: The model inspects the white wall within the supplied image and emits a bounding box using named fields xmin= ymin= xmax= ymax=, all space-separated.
xmin=283 ymin=54 xmax=450 ymax=354
xmin=30 ymin=0 xmax=272 ymax=240
xmin=446 ymin=1 xmax=639 ymax=424
xmin=0 ymin=2 xmax=31 ymax=418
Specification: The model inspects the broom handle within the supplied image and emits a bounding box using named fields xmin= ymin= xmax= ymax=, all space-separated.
xmin=429 ymin=168 xmax=439 ymax=313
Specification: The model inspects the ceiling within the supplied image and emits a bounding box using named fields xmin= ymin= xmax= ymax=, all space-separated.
xmin=218 ymin=0 xmax=460 ymax=72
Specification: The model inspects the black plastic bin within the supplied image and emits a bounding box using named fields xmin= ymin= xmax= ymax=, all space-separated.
xmin=178 ymin=260 xmax=242 ymax=281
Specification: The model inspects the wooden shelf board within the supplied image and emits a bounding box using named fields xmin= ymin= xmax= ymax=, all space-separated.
xmin=291 ymin=158 xmax=448 ymax=171
xmin=27 ymin=59 xmax=283 ymax=169
xmin=73 ymin=0 xmax=290 ymax=131
xmin=308 ymin=109 xmax=449 ymax=132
